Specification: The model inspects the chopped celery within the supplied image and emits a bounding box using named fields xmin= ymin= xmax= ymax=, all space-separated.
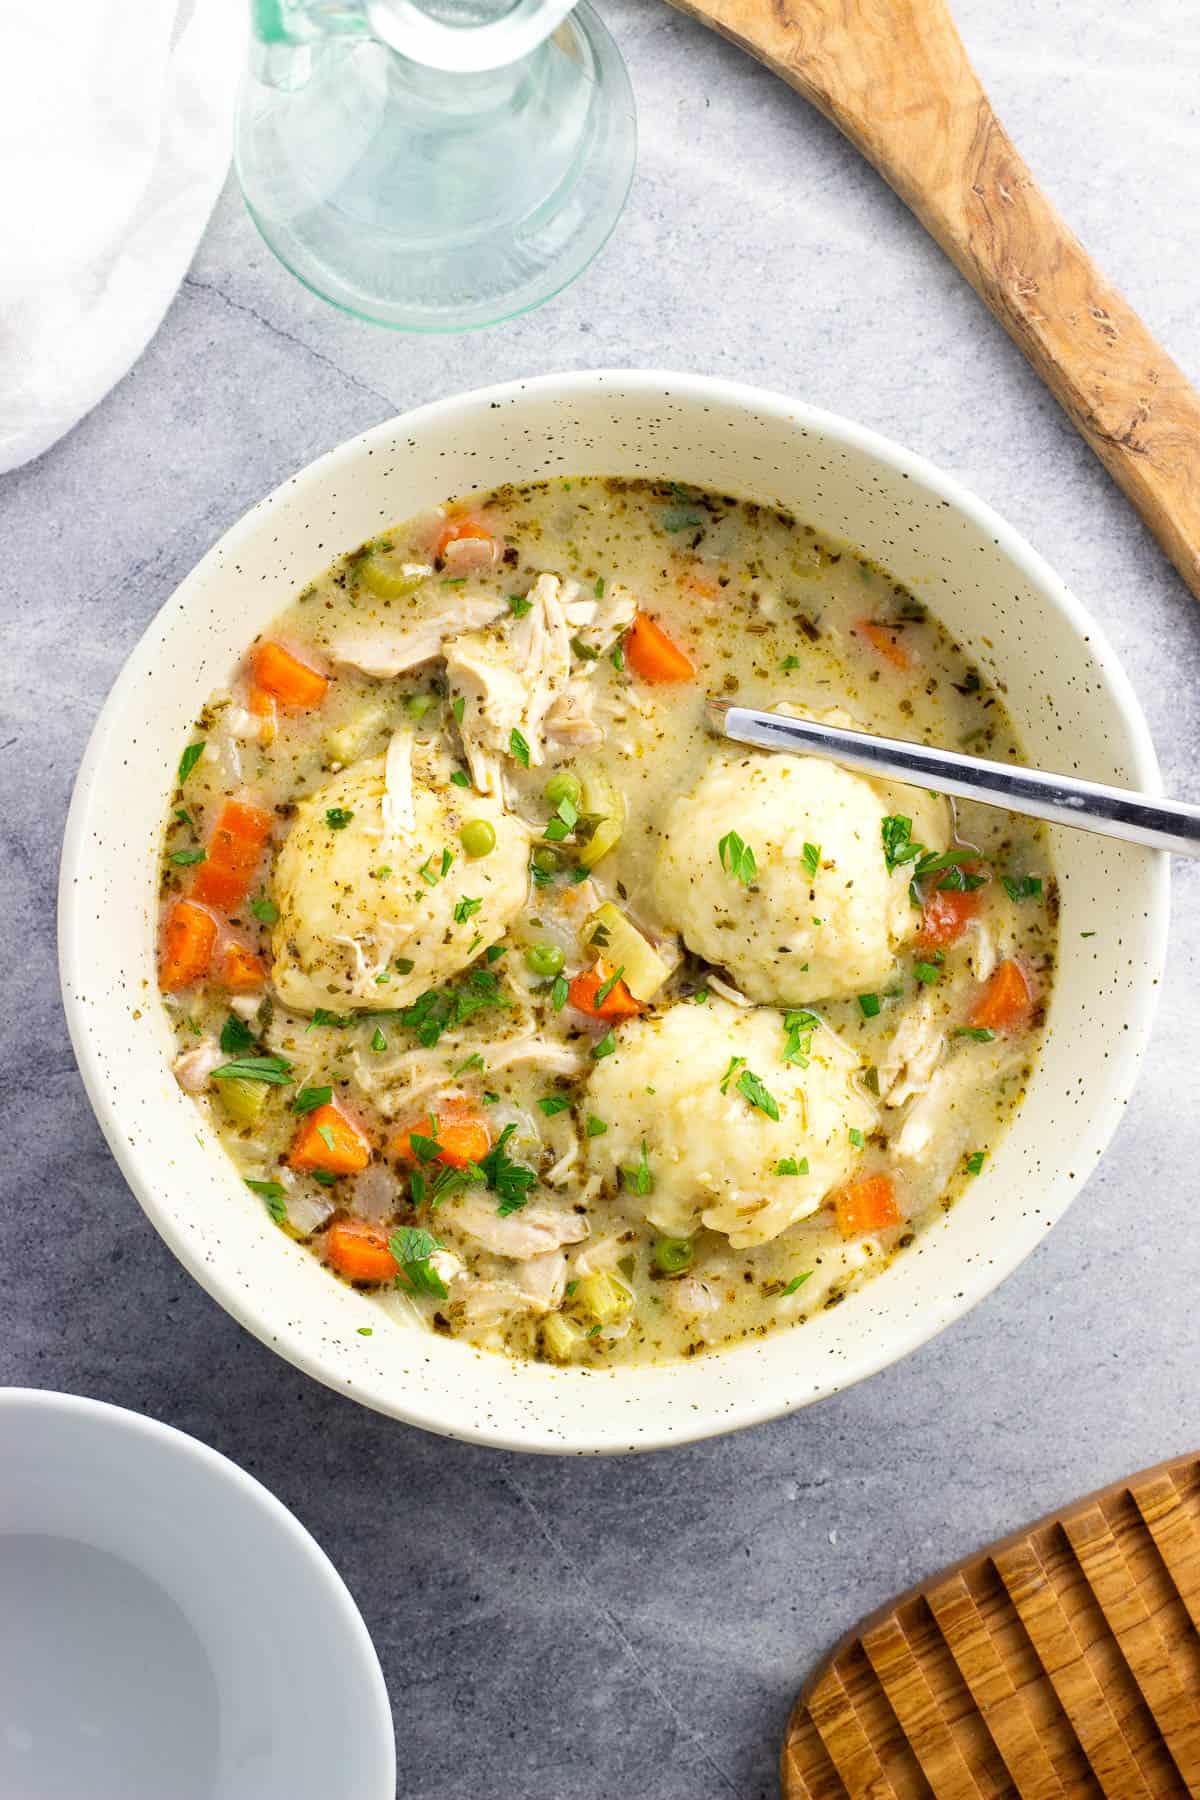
xmin=356 ymin=555 xmax=430 ymax=600
xmin=584 ymin=902 xmax=669 ymax=1001
xmin=576 ymin=766 xmax=626 ymax=870
xmin=542 ymin=1313 xmax=585 ymax=1363
xmin=217 ymin=1077 xmax=270 ymax=1128
xmin=572 ymin=1270 xmax=634 ymax=1327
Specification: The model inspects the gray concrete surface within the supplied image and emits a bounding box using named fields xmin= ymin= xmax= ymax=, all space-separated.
xmin=2 ymin=2 xmax=1199 ymax=1794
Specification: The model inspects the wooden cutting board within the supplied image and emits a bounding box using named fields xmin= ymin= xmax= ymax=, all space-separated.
xmin=662 ymin=0 xmax=1200 ymax=605
xmin=781 ymin=1451 xmax=1200 ymax=1798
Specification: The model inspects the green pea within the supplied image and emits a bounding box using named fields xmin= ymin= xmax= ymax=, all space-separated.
xmin=460 ymin=819 xmax=496 ymax=858
xmin=652 ymin=1236 xmax=694 ymax=1276
xmin=406 ymin=692 xmax=436 ymax=721
xmin=532 ymin=844 xmax=563 ymax=874
xmin=544 ymin=768 xmax=582 ymax=810
xmin=525 ymin=943 xmax=565 ymax=978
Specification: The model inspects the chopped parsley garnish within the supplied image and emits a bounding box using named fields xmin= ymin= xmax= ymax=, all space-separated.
xmin=592 ymin=1029 xmax=617 ymax=1060
xmin=453 ymin=895 xmax=483 ymax=925
xmin=449 ymin=770 xmax=471 ymax=789
xmin=484 ymin=944 xmax=507 ymax=964
xmin=211 ymin=1054 xmax=293 ymax=1085
xmin=571 ymin=637 xmax=600 ymax=662
xmin=718 ymin=1054 xmax=746 ymax=1094
xmin=781 ymin=655 xmax=801 ymax=671
xmin=881 ymin=814 xmax=921 ymax=873
xmin=452 ymin=696 xmax=466 ymax=724
xmin=478 ymin=1123 xmax=538 ymax=1216
xmin=858 ymin=993 xmax=881 ymax=1018
xmin=1002 ymin=873 xmax=1044 ymax=902
xmin=913 ymin=959 xmax=942 ymax=986
xmin=507 ymin=593 xmax=533 ymax=618
xmin=371 ymin=1027 xmax=388 ymax=1053
xmin=964 ymin=1150 xmax=986 ymax=1175
xmin=398 ymin=968 xmax=507 ymax=1048
xmin=718 ymin=829 xmax=758 ymax=885
xmin=782 ymin=1009 xmax=820 ymax=1065
xmin=509 ymin=728 xmax=531 ymax=767
xmin=178 ymin=741 xmax=205 ymax=786
xmin=169 ymin=848 xmax=206 ymax=866
xmin=454 ymin=1052 xmax=485 ymax=1075
xmin=537 ymin=1094 xmax=571 ymax=1117
xmin=311 ymin=1169 xmax=337 ymax=1186
xmin=801 ymin=841 xmax=821 ymax=880
xmin=317 ymin=1123 xmax=337 ymax=1154
xmin=245 ymin=1177 xmax=287 ymax=1223
xmin=550 ymin=974 xmax=569 ymax=1011
xmin=594 ymin=576 xmax=606 ymax=597
xmin=325 ymin=807 xmax=354 ymax=831
xmin=622 ymin=1140 xmax=654 ymax=1196
xmin=736 ymin=1068 xmax=780 ymax=1120
xmin=1081 ymin=930 xmax=1097 ymax=939
xmin=292 ymin=1085 xmax=332 ymax=1115
xmin=848 ymin=1127 xmax=866 ymax=1149
xmin=389 ymin=1226 xmax=448 ymax=1299
xmin=250 ymin=892 xmax=279 ymax=924
xmin=407 ymin=1130 xmax=445 ymax=1165
xmin=782 ymin=1271 xmax=813 ymax=1296
xmin=418 ymin=848 xmax=455 ymax=886
xmin=593 ymin=964 xmax=626 ymax=1007
xmin=308 ymin=1007 xmax=349 ymax=1030
xmin=357 ymin=1327 xmax=373 ymax=1336
xmin=585 ymin=1114 xmax=608 ymax=1138
xmin=775 ymin=1156 xmax=810 ymax=1177
xmin=610 ymin=643 xmax=625 ymax=672
xmin=954 ymin=1025 xmax=996 ymax=1042
xmin=219 ymin=1013 xmax=254 ymax=1055
xmin=543 ymin=795 xmax=579 ymax=842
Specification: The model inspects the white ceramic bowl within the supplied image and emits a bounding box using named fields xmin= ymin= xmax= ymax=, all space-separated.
xmin=60 ymin=372 xmax=1168 ymax=1454
xmin=0 ymin=1389 xmax=395 ymax=1798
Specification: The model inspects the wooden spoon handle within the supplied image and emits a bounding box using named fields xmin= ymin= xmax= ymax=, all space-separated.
xmin=669 ymin=0 xmax=1200 ymax=599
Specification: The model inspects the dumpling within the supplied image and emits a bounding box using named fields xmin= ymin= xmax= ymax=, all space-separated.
xmin=583 ymin=997 xmax=875 ymax=1248
xmin=271 ymin=730 xmax=529 ymax=1013
xmin=653 ymin=752 xmax=949 ymax=1005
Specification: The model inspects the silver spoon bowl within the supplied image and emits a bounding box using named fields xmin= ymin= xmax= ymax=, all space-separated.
xmin=708 ymin=701 xmax=1200 ymax=858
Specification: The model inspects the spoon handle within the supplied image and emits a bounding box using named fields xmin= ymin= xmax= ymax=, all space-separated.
xmin=715 ymin=704 xmax=1200 ymax=857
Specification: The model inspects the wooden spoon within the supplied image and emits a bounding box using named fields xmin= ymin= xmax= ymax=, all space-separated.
xmin=665 ymin=0 xmax=1200 ymax=600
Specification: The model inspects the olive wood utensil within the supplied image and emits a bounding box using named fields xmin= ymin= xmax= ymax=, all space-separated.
xmin=665 ymin=0 xmax=1200 ymax=601
xmin=708 ymin=700 xmax=1200 ymax=855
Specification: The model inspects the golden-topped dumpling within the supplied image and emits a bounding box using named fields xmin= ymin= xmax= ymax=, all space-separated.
xmin=271 ymin=731 xmax=530 ymax=1013
xmin=653 ymin=753 xmax=949 ymax=1006
xmin=584 ymin=997 xmax=875 ymax=1248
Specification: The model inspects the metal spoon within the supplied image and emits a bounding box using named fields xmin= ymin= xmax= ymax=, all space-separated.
xmin=707 ymin=701 xmax=1200 ymax=858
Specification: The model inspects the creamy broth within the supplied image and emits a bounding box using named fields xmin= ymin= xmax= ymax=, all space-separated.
xmin=158 ymin=478 xmax=1055 ymax=1365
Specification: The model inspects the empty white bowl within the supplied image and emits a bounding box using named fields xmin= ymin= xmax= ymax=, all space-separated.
xmin=59 ymin=371 xmax=1168 ymax=1453
xmin=0 ymin=1390 xmax=395 ymax=1799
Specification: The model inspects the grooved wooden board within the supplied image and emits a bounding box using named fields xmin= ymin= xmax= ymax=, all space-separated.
xmin=782 ymin=1453 xmax=1200 ymax=1798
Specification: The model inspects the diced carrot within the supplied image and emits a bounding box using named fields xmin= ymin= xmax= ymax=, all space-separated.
xmin=251 ymin=641 xmax=329 ymax=711
xmin=288 ymin=1102 xmax=372 ymax=1175
xmin=969 ymin=959 xmax=1032 ymax=1033
xmin=324 ymin=1219 xmax=396 ymax=1284
xmin=191 ymin=798 xmax=273 ymax=912
xmin=247 ymin=684 xmax=277 ymax=720
xmin=568 ymin=968 xmax=644 ymax=1021
xmin=916 ymin=887 xmax=981 ymax=949
xmin=855 ymin=619 xmax=912 ymax=670
xmin=219 ymin=942 xmax=267 ymax=993
xmin=433 ymin=514 xmax=496 ymax=560
xmin=834 ymin=1174 xmax=901 ymax=1239
xmin=159 ymin=899 xmax=217 ymax=992
xmin=624 ymin=612 xmax=696 ymax=683
xmin=393 ymin=1100 xmax=491 ymax=1170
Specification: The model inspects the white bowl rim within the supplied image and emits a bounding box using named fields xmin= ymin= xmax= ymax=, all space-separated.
xmin=58 ymin=369 xmax=1170 ymax=1453
xmin=0 ymin=1387 xmax=396 ymax=1785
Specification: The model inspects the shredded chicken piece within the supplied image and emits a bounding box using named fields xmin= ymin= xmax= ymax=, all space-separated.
xmin=706 ymin=973 xmax=751 ymax=1007
xmin=381 ymin=728 xmax=415 ymax=837
xmin=667 ymin=1277 xmax=721 ymax=1321
xmin=878 ymin=991 xmax=945 ymax=1107
xmin=544 ymin=1140 xmax=579 ymax=1187
xmin=330 ymin=596 xmax=504 ymax=677
xmin=514 ymin=1250 xmax=568 ymax=1311
xmin=445 ymin=1191 xmax=588 ymax=1260
xmin=571 ymin=1232 xmax=629 ymax=1276
xmin=444 ymin=573 xmax=571 ymax=780
xmin=172 ymin=1039 xmax=223 ymax=1092
xmin=443 ymin=535 xmax=500 ymax=576
xmin=562 ymin=580 xmax=637 ymax=652
xmin=543 ymin=681 xmax=604 ymax=750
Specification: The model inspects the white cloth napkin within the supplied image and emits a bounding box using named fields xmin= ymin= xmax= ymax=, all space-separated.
xmin=0 ymin=0 xmax=241 ymax=475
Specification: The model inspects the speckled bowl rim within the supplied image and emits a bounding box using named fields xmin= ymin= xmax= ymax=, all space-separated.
xmin=59 ymin=370 xmax=1169 ymax=1453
